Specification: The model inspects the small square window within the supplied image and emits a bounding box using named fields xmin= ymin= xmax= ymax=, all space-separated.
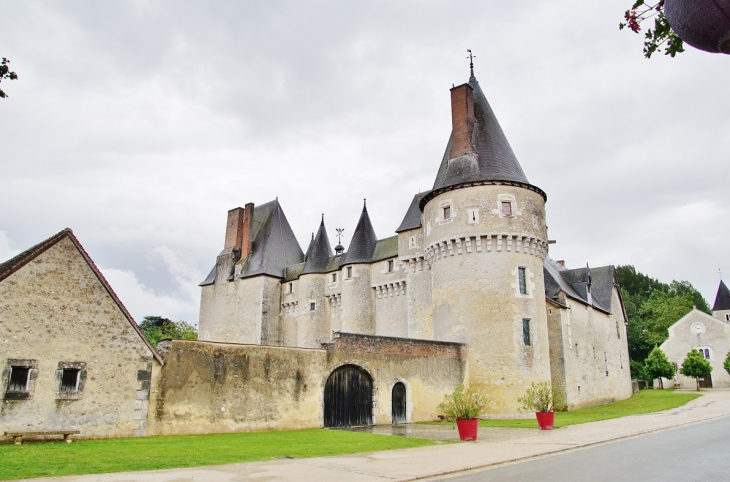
xmin=60 ymin=369 xmax=80 ymax=392
xmin=518 ymin=267 xmax=527 ymax=294
xmin=332 ymin=273 xmax=337 ymax=283
xmin=8 ymin=367 xmax=29 ymax=392
xmin=346 ymin=266 xmax=352 ymax=279
xmin=310 ymin=302 xmax=316 ymax=311
xmin=502 ymin=202 xmax=512 ymax=216
xmin=443 ymin=206 xmax=451 ymax=219
xmin=522 ymin=319 xmax=531 ymax=346
xmin=388 ymin=260 xmax=394 ymax=272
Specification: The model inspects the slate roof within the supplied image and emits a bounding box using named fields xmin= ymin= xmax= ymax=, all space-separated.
xmin=301 ymin=216 xmax=333 ymax=275
xmin=240 ymin=199 xmax=304 ymax=279
xmin=713 ymin=280 xmax=730 ymax=311
xmin=371 ymin=236 xmax=398 ymax=262
xmin=543 ymin=258 xmax=614 ymax=314
xmin=396 ymin=192 xmax=428 ymax=233
xmin=342 ymin=202 xmax=378 ymax=265
xmin=431 ymin=72 xmax=530 ymax=191
xmin=0 ymin=228 xmax=163 ymax=364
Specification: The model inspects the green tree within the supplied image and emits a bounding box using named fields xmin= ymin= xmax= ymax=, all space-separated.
xmin=644 ymin=346 xmax=675 ymax=389
xmin=0 ymin=57 xmax=18 ymax=98
xmin=680 ymin=348 xmax=712 ymax=391
xmin=630 ymin=359 xmax=648 ymax=382
xmin=138 ymin=316 xmax=197 ymax=347
xmin=641 ymin=290 xmax=695 ymax=347
xmin=725 ymin=351 xmax=730 ymax=376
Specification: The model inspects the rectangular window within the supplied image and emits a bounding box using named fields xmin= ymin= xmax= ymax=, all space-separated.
xmin=443 ymin=206 xmax=451 ymax=219
xmin=346 ymin=266 xmax=352 ymax=278
xmin=310 ymin=302 xmax=316 ymax=311
xmin=388 ymin=260 xmax=394 ymax=272
xmin=518 ymin=267 xmax=527 ymax=294
xmin=60 ymin=369 xmax=80 ymax=392
xmin=332 ymin=273 xmax=337 ymax=283
xmin=522 ymin=319 xmax=531 ymax=346
xmin=502 ymin=201 xmax=512 ymax=216
xmin=8 ymin=366 xmax=29 ymax=392
xmin=288 ymin=282 xmax=293 ymax=293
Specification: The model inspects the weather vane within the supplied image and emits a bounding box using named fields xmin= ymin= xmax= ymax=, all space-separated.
xmin=336 ymin=228 xmax=345 ymax=244
xmin=467 ymin=49 xmax=475 ymax=76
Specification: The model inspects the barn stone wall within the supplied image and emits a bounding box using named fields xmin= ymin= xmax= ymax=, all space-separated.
xmin=147 ymin=334 xmax=466 ymax=435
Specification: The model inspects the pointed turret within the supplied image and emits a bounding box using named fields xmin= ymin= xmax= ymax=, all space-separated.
xmin=302 ymin=215 xmax=333 ymax=275
xmin=712 ymin=280 xmax=730 ymax=311
xmin=430 ymin=72 xmax=536 ymax=192
xmin=343 ymin=200 xmax=377 ymax=264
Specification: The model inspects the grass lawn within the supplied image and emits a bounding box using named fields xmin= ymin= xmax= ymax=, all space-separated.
xmin=470 ymin=390 xmax=699 ymax=428
xmin=0 ymin=428 xmax=435 ymax=481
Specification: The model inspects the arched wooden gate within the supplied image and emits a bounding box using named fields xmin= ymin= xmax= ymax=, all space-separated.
xmin=391 ymin=382 xmax=406 ymax=423
xmin=324 ymin=365 xmax=372 ymax=428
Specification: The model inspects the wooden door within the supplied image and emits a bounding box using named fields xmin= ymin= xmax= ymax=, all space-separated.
xmin=324 ymin=365 xmax=372 ymax=428
xmin=699 ymin=374 xmax=713 ymax=388
xmin=392 ymin=382 xmax=407 ymax=424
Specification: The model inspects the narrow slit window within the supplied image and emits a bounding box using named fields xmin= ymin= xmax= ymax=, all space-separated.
xmin=310 ymin=302 xmax=316 ymax=311
xmin=60 ymin=369 xmax=80 ymax=392
xmin=288 ymin=282 xmax=293 ymax=293
xmin=332 ymin=273 xmax=337 ymax=283
xmin=8 ymin=367 xmax=29 ymax=392
xmin=518 ymin=267 xmax=527 ymax=294
xmin=522 ymin=319 xmax=531 ymax=346
xmin=388 ymin=260 xmax=394 ymax=272
xmin=501 ymin=201 xmax=512 ymax=216
xmin=346 ymin=266 xmax=352 ymax=279
xmin=443 ymin=206 xmax=451 ymax=219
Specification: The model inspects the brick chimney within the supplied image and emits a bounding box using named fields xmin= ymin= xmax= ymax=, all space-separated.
xmin=449 ymin=83 xmax=475 ymax=159
xmin=224 ymin=203 xmax=255 ymax=257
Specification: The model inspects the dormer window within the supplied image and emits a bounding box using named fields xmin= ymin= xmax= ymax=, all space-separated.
xmin=443 ymin=206 xmax=451 ymax=219
xmin=501 ymin=202 xmax=512 ymax=216
xmin=388 ymin=260 xmax=394 ymax=273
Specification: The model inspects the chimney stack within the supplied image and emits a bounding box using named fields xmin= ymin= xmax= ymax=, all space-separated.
xmin=449 ymin=83 xmax=475 ymax=159
xmin=224 ymin=203 xmax=255 ymax=258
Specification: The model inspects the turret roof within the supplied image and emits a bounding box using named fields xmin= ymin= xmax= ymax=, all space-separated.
xmin=302 ymin=216 xmax=333 ymax=275
xmin=713 ymin=280 xmax=730 ymax=311
xmin=342 ymin=202 xmax=378 ymax=265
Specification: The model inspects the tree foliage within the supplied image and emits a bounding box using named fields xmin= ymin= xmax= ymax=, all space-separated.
xmin=619 ymin=1 xmax=685 ymax=58
xmin=138 ymin=316 xmax=197 ymax=347
xmin=0 ymin=57 xmax=18 ymax=99
xmin=725 ymin=351 xmax=730 ymax=376
xmin=680 ymin=348 xmax=712 ymax=391
xmin=617 ymin=265 xmax=710 ymax=376
xmin=644 ymin=346 xmax=675 ymax=389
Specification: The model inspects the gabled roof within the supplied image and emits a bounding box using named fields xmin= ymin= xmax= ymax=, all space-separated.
xmin=543 ymin=258 xmax=613 ymax=314
xmin=240 ymin=199 xmax=304 ymax=279
xmin=713 ymin=280 xmax=730 ymax=311
xmin=431 ymin=73 xmax=530 ymax=190
xmin=0 ymin=229 xmax=163 ymax=365
xmin=342 ymin=202 xmax=378 ymax=265
xmin=396 ymin=192 xmax=428 ymax=233
xmin=301 ymin=216 xmax=333 ymax=275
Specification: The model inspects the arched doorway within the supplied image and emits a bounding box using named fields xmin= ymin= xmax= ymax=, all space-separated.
xmin=324 ymin=365 xmax=373 ymax=428
xmin=392 ymin=382 xmax=406 ymax=424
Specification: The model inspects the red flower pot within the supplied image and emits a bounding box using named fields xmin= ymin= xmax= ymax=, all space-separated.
xmin=535 ymin=411 xmax=555 ymax=430
xmin=456 ymin=418 xmax=479 ymax=441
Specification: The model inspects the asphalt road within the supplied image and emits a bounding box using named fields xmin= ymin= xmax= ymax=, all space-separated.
xmin=431 ymin=416 xmax=730 ymax=482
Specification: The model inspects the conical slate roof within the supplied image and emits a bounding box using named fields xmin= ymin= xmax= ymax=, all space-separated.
xmin=713 ymin=280 xmax=730 ymax=311
xmin=431 ymin=73 xmax=530 ymax=191
xmin=302 ymin=216 xmax=333 ymax=275
xmin=343 ymin=202 xmax=378 ymax=265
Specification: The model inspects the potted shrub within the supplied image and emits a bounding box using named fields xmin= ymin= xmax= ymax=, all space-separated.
xmin=437 ymin=385 xmax=490 ymax=441
xmin=517 ymin=381 xmax=566 ymax=430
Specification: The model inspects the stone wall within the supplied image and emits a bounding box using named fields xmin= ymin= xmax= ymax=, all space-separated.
xmin=0 ymin=235 xmax=158 ymax=440
xmin=147 ymin=333 xmax=466 ymax=435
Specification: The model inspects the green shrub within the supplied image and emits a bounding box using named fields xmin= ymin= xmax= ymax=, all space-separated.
xmin=517 ymin=381 xmax=566 ymax=413
xmin=437 ymin=385 xmax=490 ymax=421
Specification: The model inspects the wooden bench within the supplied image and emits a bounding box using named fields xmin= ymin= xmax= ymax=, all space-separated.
xmin=4 ymin=430 xmax=80 ymax=445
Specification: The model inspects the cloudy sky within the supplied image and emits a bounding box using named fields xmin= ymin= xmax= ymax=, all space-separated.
xmin=1 ymin=1 xmax=728 ymax=325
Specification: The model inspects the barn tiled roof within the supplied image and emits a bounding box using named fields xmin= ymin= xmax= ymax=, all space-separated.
xmin=431 ymin=72 xmax=529 ymax=191
xmin=342 ymin=202 xmax=378 ymax=265
xmin=713 ymin=280 xmax=730 ymax=311
xmin=302 ymin=216 xmax=333 ymax=275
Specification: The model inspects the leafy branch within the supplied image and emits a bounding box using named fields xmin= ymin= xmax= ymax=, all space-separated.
xmin=619 ymin=1 xmax=685 ymax=58
xmin=0 ymin=57 xmax=19 ymax=98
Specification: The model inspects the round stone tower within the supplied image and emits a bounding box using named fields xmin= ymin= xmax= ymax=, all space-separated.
xmin=421 ymin=70 xmax=551 ymax=416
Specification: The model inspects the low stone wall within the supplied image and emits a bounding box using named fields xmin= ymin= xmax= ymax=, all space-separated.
xmin=147 ymin=334 xmax=466 ymax=435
